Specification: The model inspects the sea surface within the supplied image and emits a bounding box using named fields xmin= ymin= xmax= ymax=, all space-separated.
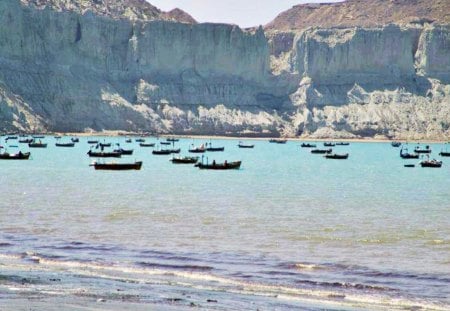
xmin=0 ymin=137 xmax=449 ymax=310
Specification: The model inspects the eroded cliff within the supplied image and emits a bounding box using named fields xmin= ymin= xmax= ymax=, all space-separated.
xmin=0 ymin=0 xmax=449 ymax=139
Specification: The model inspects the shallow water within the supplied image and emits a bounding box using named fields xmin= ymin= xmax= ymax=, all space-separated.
xmin=0 ymin=137 xmax=449 ymax=310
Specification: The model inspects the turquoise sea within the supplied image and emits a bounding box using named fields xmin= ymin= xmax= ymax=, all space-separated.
xmin=0 ymin=136 xmax=449 ymax=310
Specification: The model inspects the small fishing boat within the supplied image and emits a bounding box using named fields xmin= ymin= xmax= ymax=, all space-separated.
xmin=170 ymin=156 xmax=199 ymax=164
xmin=135 ymin=138 xmax=146 ymax=143
xmin=90 ymin=161 xmax=142 ymax=170
xmin=87 ymin=150 xmax=121 ymax=158
xmin=323 ymin=142 xmax=335 ymax=147
xmin=414 ymin=145 xmax=432 ymax=154
xmin=6 ymin=136 xmax=18 ymax=140
xmin=87 ymin=140 xmax=99 ymax=144
xmin=311 ymin=148 xmax=332 ymax=154
xmin=420 ymin=159 xmax=442 ymax=168
xmin=114 ymin=148 xmax=133 ymax=155
xmin=32 ymin=135 xmax=45 ymax=139
xmin=160 ymin=141 xmax=171 ymax=145
xmin=196 ymin=160 xmax=241 ymax=170
xmin=19 ymin=138 xmax=33 ymax=143
xmin=189 ymin=144 xmax=206 ymax=153
xmin=55 ymin=142 xmax=75 ymax=147
xmin=0 ymin=151 xmax=30 ymax=160
xmin=125 ymin=138 xmax=132 ymax=143
xmin=99 ymin=142 xmax=111 ymax=148
xmin=269 ymin=139 xmax=287 ymax=144
xmin=206 ymin=146 xmax=225 ymax=152
xmin=167 ymin=138 xmax=179 ymax=142
xmin=152 ymin=149 xmax=172 ymax=155
xmin=238 ymin=141 xmax=254 ymax=148
xmin=71 ymin=137 xmax=79 ymax=143
xmin=391 ymin=141 xmax=402 ymax=147
xmin=140 ymin=142 xmax=155 ymax=147
xmin=54 ymin=136 xmax=62 ymax=139
xmin=439 ymin=151 xmax=450 ymax=157
xmin=404 ymin=164 xmax=415 ymax=168
xmin=325 ymin=153 xmax=349 ymax=159
xmin=301 ymin=143 xmax=316 ymax=148
xmin=336 ymin=142 xmax=350 ymax=146
xmin=28 ymin=141 xmax=47 ymax=148
xmin=400 ymin=148 xmax=419 ymax=159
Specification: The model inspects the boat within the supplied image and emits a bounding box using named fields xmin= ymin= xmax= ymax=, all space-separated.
xmin=87 ymin=150 xmax=121 ymax=158
xmin=414 ymin=145 xmax=432 ymax=154
xmin=420 ymin=159 xmax=442 ymax=168
xmin=6 ymin=136 xmax=18 ymax=140
xmin=269 ymin=139 xmax=287 ymax=144
xmin=391 ymin=141 xmax=402 ymax=147
xmin=324 ymin=153 xmax=349 ymax=159
xmin=55 ymin=142 xmax=75 ymax=147
xmin=311 ymin=148 xmax=332 ymax=154
xmin=160 ymin=141 xmax=171 ymax=145
xmin=135 ymin=138 xmax=146 ymax=143
xmin=28 ymin=141 xmax=47 ymax=148
xmin=19 ymin=138 xmax=33 ymax=143
xmin=54 ymin=136 xmax=62 ymax=139
xmin=336 ymin=142 xmax=350 ymax=146
xmin=189 ymin=144 xmax=206 ymax=153
xmin=300 ymin=143 xmax=316 ymax=148
xmin=90 ymin=161 xmax=142 ymax=170
xmin=87 ymin=140 xmax=99 ymax=144
xmin=32 ymin=135 xmax=45 ymax=139
xmin=140 ymin=143 xmax=155 ymax=147
xmin=71 ymin=137 xmax=79 ymax=143
xmin=206 ymin=146 xmax=225 ymax=152
xmin=196 ymin=160 xmax=241 ymax=170
xmin=152 ymin=149 xmax=172 ymax=155
xmin=238 ymin=141 xmax=254 ymax=148
xmin=439 ymin=151 xmax=450 ymax=157
xmin=0 ymin=151 xmax=30 ymax=160
xmin=400 ymin=147 xmax=419 ymax=159
xmin=170 ymin=156 xmax=199 ymax=164
xmin=323 ymin=142 xmax=335 ymax=147
xmin=167 ymin=138 xmax=179 ymax=142
xmin=125 ymin=138 xmax=132 ymax=143
xmin=404 ymin=164 xmax=415 ymax=168
xmin=99 ymin=142 xmax=111 ymax=148
xmin=114 ymin=148 xmax=133 ymax=155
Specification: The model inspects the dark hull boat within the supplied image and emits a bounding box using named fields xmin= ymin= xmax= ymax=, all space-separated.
xmin=140 ymin=143 xmax=155 ymax=147
xmin=114 ymin=148 xmax=133 ymax=155
xmin=0 ymin=152 xmax=30 ymax=160
xmin=420 ymin=160 xmax=442 ymax=168
xmin=125 ymin=139 xmax=132 ymax=143
xmin=166 ymin=138 xmax=179 ymax=142
xmin=336 ymin=142 xmax=350 ymax=146
xmin=28 ymin=142 xmax=47 ymax=148
xmin=152 ymin=149 xmax=171 ymax=155
xmin=414 ymin=146 xmax=431 ymax=153
xmin=170 ymin=156 xmax=199 ymax=164
xmin=87 ymin=140 xmax=99 ymax=144
xmin=189 ymin=148 xmax=205 ymax=153
xmin=439 ymin=151 xmax=450 ymax=157
xmin=391 ymin=142 xmax=402 ymax=147
xmin=55 ymin=142 xmax=75 ymax=147
xmin=160 ymin=141 xmax=171 ymax=145
xmin=196 ymin=161 xmax=241 ymax=170
xmin=91 ymin=161 xmax=142 ymax=170
xmin=99 ymin=143 xmax=111 ymax=148
xmin=311 ymin=148 xmax=332 ymax=154
xmin=238 ymin=142 xmax=254 ymax=148
xmin=87 ymin=150 xmax=121 ymax=158
xmin=325 ymin=153 xmax=349 ymax=159
xmin=323 ymin=142 xmax=335 ymax=147
xmin=301 ymin=143 xmax=316 ymax=148
xmin=269 ymin=139 xmax=287 ymax=144
xmin=206 ymin=147 xmax=225 ymax=152
xmin=400 ymin=148 xmax=419 ymax=159
xmin=71 ymin=137 xmax=79 ymax=143
xmin=19 ymin=138 xmax=33 ymax=143
xmin=135 ymin=138 xmax=146 ymax=143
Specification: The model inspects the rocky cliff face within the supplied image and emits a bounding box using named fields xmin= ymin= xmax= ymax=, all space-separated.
xmin=0 ymin=0 xmax=449 ymax=139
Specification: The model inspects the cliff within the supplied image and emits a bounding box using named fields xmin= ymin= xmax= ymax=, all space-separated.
xmin=0 ymin=0 xmax=449 ymax=139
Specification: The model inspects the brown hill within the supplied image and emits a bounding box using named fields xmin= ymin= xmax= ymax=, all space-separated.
xmin=163 ymin=8 xmax=197 ymax=24
xmin=265 ymin=0 xmax=450 ymax=31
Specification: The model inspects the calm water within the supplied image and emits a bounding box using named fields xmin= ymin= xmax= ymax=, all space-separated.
xmin=0 ymin=137 xmax=449 ymax=310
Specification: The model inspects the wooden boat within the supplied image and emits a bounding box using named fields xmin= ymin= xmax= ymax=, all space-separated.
xmin=420 ymin=159 xmax=442 ymax=168
xmin=323 ymin=142 xmax=335 ymax=147
xmin=238 ymin=141 xmax=254 ymax=148
xmin=140 ymin=143 xmax=155 ymax=147
xmin=71 ymin=137 xmax=79 ymax=143
xmin=114 ymin=148 xmax=133 ymax=155
xmin=87 ymin=150 xmax=121 ymax=158
xmin=391 ymin=141 xmax=402 ymax=147
xmin=189 ymin=144 xmax=206 ymax=153
xmin=414 ymin=145 xmax=432 ymax=154
xmin=269 ymin=139 xmax=287 ymax=144
xmin=0 ymin=151 xmax=30 ymax=160
xmin=91 ymin=161 xmax=142 ymax=170
xmin=325 ymin=153 xmax=349 ymax=159
xmin=336 ymin=142 xmax=350 ymax=146
xmin=311 ymin=148 xmax=332 ymax=154
xmin=55 ymin=142 xmax=75 ymax=147
xmin=400 ymin=148 xmax=419 ymax=159
xmin=170 ymin=156 xmax=199 ymax=164
xmin=87 ymin=140 xmax=99 ymax=144
xmin=19 ymin=138 xmax=33 ymax=143
xmin=28 ymin=141 xmax=47 ymax=148
xmin=301 ymin=143 xmax=316 ymax=148
xmin=196 ymin=160 xmax=241 ymax=170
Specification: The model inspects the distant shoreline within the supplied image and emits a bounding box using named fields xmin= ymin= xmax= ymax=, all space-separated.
xmin=34 ymin=131 xmax=450 ymax=144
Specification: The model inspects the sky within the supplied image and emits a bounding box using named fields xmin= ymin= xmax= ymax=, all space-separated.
xmin=148 ymin=0 xmax=343 ymax=28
